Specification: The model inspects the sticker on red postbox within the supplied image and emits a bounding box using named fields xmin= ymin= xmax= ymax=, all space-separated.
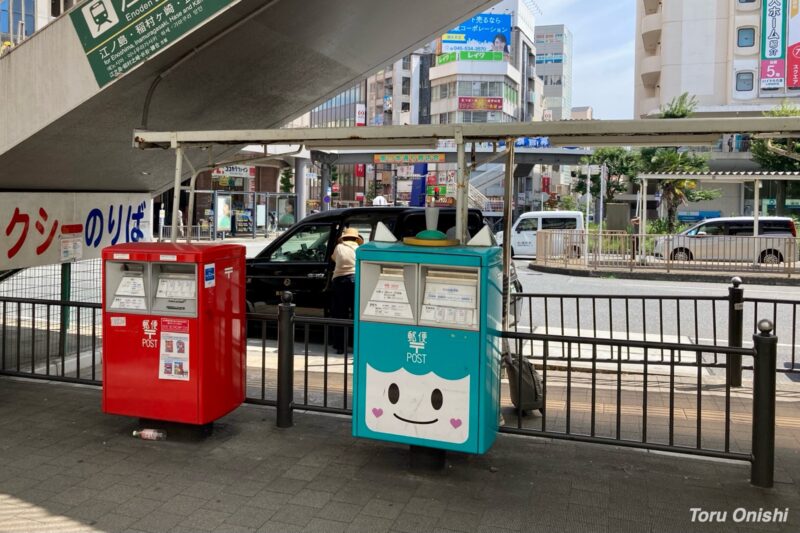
xmin=159 ymin=318 xmax=190 ymax=381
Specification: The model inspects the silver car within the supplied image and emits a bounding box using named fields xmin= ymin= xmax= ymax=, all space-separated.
xmin=654 ymin=217 xmax=798 ymax=264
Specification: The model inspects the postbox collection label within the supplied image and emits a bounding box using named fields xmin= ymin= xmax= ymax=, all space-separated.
xmin=158 ymin=318 xmax=190 ymax=381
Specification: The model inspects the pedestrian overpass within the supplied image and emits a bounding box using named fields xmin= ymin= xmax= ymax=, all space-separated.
xmin=0 ymin=0 xmax=497 ymax=196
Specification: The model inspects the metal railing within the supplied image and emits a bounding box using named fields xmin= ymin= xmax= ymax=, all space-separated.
xmin=500 ymin=325 xmax=777 ymax=487
xmin=0 ymin=296 xmax=102 ymax=385
xmin=258 ymin=293 xmax=779 ymax=487
xmin=158 ymin=224 xmax=285 ymax=241
xmin=509 ymin=278 xmax=800 ymax=376
xmin=537 ymin=230 xmax=800 ymax=276
xmin=0 ymin=290 xmax=781 ymax=487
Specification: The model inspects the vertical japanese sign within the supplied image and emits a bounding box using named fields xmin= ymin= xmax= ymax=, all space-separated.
xmin=70 ymin=0 xmax=237 ymax=88
xmin=788 ymin=0 xmax=800 ymax=89
xmin=355 ymin=103 xmax=367 ymax=126
xmin=1 ymin=193 xmax=151 ymax=269
xmin=761 ymin=0 xmax=788 ymax=90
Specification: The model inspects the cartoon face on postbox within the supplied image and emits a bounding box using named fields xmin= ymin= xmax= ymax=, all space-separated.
xmin=365 ymin=365 xmax=470 ymax=444
xmin=360 ymin=326 xmax=476 ymax=446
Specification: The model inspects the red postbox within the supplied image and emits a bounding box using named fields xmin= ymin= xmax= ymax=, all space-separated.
xmin=101 ymin=243 xmax=245 ymax=425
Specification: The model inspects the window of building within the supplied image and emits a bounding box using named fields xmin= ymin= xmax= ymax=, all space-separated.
xmin=535 ymin=53 xmax=565 ymax=64
xmin=1 ymin=0 xmax=35 ymax=41
xmin=401 ymin=77 xmax=410 ymax=96
xmin=401 ymin=102 xmax=410 ymax=112
xmin=736 ymin=71 xmax=754 ymax=91
xmin=402 ymin=55 xmax=411 ymax=70
xmin=737 ymin=27 xmax=756 ymax=47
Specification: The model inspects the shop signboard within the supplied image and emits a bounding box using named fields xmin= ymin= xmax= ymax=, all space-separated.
xmin=373 ymin=154 xmax=447 ymax=164
xmin=0 ymin=192 xmax=151 ymax=269
xmin=70 ymin=0 xmax=238 ymax=88
xmin=441 ymin=13 xmax=512 ymax=55
xmin=437 ymin=52 xmax=457 ymax=65
xmin=212 ymin=165 xmax=256 ymax=179
xmin=458 ymin=97 xmax=503 ymax=111
xmin=761 ymin=0 xmax=788 ymax=90
xmin=436 ymin=50 xmax=503 ymax=65
xmin=788 ymin=0 xmax=800 ymax=89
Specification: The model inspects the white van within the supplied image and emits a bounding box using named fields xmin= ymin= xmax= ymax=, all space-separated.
xmin=497 ymin=211 xmax=585 ymax=257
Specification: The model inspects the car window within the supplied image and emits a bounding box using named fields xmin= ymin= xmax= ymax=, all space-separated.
xmin=699 ymin=223 xmax=726 ymax=236
xmin=728 ymin=223 xmax=753 ymax=236
xmin=342 ymin=220 xmax=373 ymax=244
xmin=541 ymin=217 xmax=578 ymax=230
xmin=516 ymin=218 xmax=538 ymax=231
xmin=759 ymin=220 xmax=792 ymax=235
xmin=398 ymin=212 xmax=483 ymax=238
xmin=268 ymin=224 xmax=331 ymax=262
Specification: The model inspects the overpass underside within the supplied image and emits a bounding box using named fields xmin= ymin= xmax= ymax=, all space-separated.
xmin=0 ymin=0 xmax=495 ymax=195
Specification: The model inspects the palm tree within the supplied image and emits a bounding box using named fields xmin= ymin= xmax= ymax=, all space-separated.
xmin=641 ymin=150 xmax=709 ymax=232
xmin=641 ymin=93 xmax=712 ymax=232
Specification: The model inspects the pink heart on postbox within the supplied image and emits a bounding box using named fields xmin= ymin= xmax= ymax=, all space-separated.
xmin=450 ymin=418 xmax=462 ymax=429
xmin=372 ymin=408 xmax=383 ymax=418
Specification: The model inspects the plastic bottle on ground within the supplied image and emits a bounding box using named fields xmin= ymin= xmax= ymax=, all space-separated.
xmin=132 ymin=429 xmax=167 ymax=441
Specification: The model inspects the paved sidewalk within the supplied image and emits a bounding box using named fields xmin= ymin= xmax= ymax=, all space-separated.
xmin=0 ymin=378 xmax=798 ymax=533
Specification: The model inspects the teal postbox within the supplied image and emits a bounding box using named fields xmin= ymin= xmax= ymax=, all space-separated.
xmin=352 ymin=242 xmax=502 ymax=454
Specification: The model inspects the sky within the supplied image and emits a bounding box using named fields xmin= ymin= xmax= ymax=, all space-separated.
xmin=534 ymin=0 xmax=636 ymax=120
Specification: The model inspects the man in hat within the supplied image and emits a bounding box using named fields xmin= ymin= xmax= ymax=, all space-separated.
xmin=330 ymin=227 xmax=364 ymax=353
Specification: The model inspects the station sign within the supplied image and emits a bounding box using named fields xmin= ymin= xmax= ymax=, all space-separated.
xmin=373 ymin=154 xmax=446 ymax=164
xmin=1 ymin=193 xmax=152 ymax=269
xmin=70 ymin=0 xmax=238 ymax=88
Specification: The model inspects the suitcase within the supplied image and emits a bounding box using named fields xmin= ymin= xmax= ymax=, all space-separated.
xmin=503 ymin=353 xmax=544 ymax=415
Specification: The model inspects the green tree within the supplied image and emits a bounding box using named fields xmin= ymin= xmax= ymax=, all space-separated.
xmin=557 ymin=195 xmax=577 ymax=211
xmin=572 ymin=147 xmax=641 ymax=203
xmin=749 ymin=101 xmax=800 ymax=215
xmin=279 ymin=168 xmax=294 ymax=193
xmin=640 ymin=93 xmax=713 ymax=232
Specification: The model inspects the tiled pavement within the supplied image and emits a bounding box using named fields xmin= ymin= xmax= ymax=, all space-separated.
xmin=0 ymin=378 xmax=798 ymax=533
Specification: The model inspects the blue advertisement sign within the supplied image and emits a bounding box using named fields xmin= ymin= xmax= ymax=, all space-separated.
xmin=442 ymin=13 xmax=512 ymax=55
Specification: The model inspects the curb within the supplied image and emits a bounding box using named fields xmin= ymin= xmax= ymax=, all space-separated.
xmin=527 ymin=262 xmax=800 ymax=286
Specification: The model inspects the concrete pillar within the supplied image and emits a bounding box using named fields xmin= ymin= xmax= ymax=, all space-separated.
xmin=294 ymin=157 xmax=309 ymax=221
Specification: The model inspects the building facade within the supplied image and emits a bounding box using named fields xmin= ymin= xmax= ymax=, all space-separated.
xmin=571 ymin=106 xmax=593 ymax=120
xmin=634 ymin=0 xmax=800 ymax=218
xmin=635 ymin=0 xmax=800 ymax=118
xmin=429 ymin=0 xmax=545 ymax=125
xmin=534 ymin=24 xmax=573 ymax=121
